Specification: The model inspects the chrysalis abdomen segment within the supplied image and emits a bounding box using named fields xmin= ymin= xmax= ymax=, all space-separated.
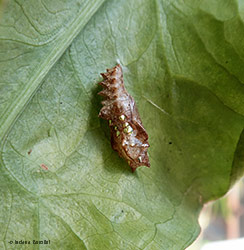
xmin=98 ymin=64 xmax=150 ymax=172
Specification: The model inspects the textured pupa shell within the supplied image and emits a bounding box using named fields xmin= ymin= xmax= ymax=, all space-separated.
xmin=98 ymin=64 xmax=150 ymax=172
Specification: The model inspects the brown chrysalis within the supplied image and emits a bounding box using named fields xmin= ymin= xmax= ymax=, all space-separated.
xmin=98 ymin=64 xmax=150 ymax=172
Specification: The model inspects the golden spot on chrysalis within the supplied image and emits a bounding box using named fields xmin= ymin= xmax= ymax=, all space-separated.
xmin=119 ymin=115 xmax=125 ymax=121
xmin=124 ymin=125 xmax=133 ymax=134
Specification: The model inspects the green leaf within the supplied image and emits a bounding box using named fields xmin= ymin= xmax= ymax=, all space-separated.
xmin=1 ymin=0 xmax=244 ymax=249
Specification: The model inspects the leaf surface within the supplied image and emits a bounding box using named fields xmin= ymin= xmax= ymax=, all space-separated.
xmin=1 ymin=0 xmax=244 ymax=249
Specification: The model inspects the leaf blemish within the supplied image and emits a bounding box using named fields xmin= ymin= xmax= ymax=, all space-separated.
xmin=40 ymin=164 xmax=48 ymax=171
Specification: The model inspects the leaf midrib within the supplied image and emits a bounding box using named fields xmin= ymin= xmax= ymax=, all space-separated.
xmin=0 ymin=0 xmax=105 ymax=142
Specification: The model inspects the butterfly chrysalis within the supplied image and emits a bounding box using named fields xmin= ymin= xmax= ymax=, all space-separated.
xmin=98 ymin=64 xmax=150 ymax=172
